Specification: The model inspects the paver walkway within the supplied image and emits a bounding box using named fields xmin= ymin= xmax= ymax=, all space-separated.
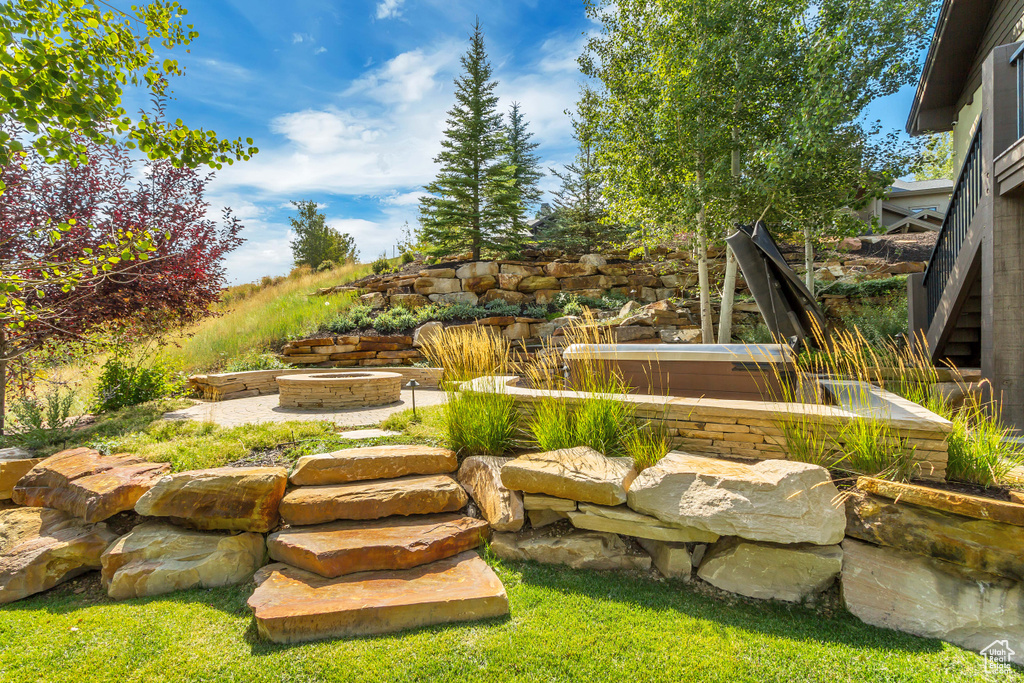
xmin=163 ymin=389 xmax=447 ymax=428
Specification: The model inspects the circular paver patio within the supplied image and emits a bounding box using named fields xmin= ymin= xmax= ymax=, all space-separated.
xmin=163 ymin=388 xmax=447 ymax=428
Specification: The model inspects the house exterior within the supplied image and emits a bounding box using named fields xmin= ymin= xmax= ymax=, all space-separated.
xmin=860 ymin=179 xmax=953 ymax=233
xmin=905 ymin=0 xmax=1024 ymax=430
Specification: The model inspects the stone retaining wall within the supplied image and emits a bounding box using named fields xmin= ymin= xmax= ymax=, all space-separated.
xmin=460 ymin=376 xmax=951 ymax=481
xmin=189 ymin=367 xmax=442 ymax=401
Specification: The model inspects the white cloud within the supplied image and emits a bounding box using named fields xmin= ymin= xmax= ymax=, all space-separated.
xmin=270 ymin=108 xmax=382 ymax=154
xmin=346 ymin=46 xmax=456 ymax=105
xmin=314 ymin=46 xmax=328 ymax=55
xmin=376 ymin=0 xmax=405 ymax=20
xmin=292 ymin=33 xmax=307 ymax=43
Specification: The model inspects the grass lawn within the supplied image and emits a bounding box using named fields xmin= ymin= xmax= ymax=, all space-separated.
xmin=0 ymin=557 xmax=1012 ymax=683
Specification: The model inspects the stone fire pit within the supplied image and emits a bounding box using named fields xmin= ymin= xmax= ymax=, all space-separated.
xmin=276 ymin=371 xmax=403 ymax=409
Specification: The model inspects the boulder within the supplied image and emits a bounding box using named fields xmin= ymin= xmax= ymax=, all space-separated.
xmin=490 ymin=528 xmax=650 ymax=571
xmin=518 ymin=275 xmax=561 ymax=293
xmin=12 ymin=447 xmax=170 ymax=522
xmin=567 ymin=503 xmax=718 ymax=543
xmin=100 ymin=521 xmax=265 ymax=599
xmin=0 ymin=448 xmax=42 ymax=500
xmin=528 ymin=509 xmax=567 ymax=528
xmin=414 ymin=277 xmax=462 ymax=295
xmin=697 ymin=537 xmax=841 ymax=602
xmin=479 ymin=289 xmax=531 ymax=305
xmin=845 ymin=489 xmax=1024 ymax=581
xmin=290 ymin=445 xmax=457 ymax=486
xmin=501 ymin=263 xmax=543 ymax=277
xmin=660 ymin=329 xmax=701 ymax=344
xmin=579 ymin=254 xmax=607 ymax=268
xmin=248 ymin=552 xmax=508 ymax=643
xmin=462 ymin=275 xmax=497 ymax=293
xmin=134 ymin=467 xmax=288 ymax=533
xmin=842 ymin=538 xmax=1024 ymax=665
xmin=0 ymin=507 xmax=117 ymax=604
xmin=533 ymin=289 xmax=561 ymax=305
xmin=500 ymin=447 xmax=637 ymax=507
xmin=389 ymin=293 xmax=430 ymax=309
xmin=497 ymin=273 xmax=523 ymax=290
xmin=613 ymin=326 xmax=658 ymax=342
xmin=523 ymin=493 xmax=576 ymax=511
xmin=626 ymin=452 xmax=845 ymax=545
xmin=419 ymin=268 xmax=456 ymax=278
xmin=455 ymin=261 xmax=499 ymax=279
xmin=360 ymin=292 xmax=386 ymax=309
xmin=430 ymin=291 xmax=478 ymax=305
xmin=267 ymin=513 xmax=488 ymax=577
xmin=545 ymin=262 xmax=597 ymax=278
xmin=413 ymin=321 xmax=444 ymax=348
xmin=503 ymin=322 xmax=531 ymax=340
xmin=458 ymin=456 xmax=524 ymax=532
xmin=638 ymin=538 xmax=691 ymax=580
xmin=279 ymin=474 xmax=468 ymax=526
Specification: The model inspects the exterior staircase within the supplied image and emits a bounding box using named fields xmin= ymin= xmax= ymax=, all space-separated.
xmin=246 ymin=446 xmax=509 ymax=644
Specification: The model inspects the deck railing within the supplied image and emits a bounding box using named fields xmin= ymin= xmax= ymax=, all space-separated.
xmin=922 ymin=122 xmax=983 ymax=326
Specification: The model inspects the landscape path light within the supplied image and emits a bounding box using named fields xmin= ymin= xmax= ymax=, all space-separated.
xmin=406 ymin=379 xmax=420 ymax=419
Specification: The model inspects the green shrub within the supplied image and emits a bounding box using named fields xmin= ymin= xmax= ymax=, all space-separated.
xmin=839 ymin=297 xmax=908 ymax=346
xmin=483 ymin=299 xmax=521 ymax=317
xmin=374 ymin=307 xmax=418 ymax=334
xmin=400 ymin=251 xmax=415 ymax=264
xmin=7 ymin=386 xmax=76 ymax=450
xmin=224 ymin=351 xmax=287 ymax=372
xmin=316 ymin=259 xmax=336 ymax=272
xmin=558 ymin=294 xmax=584 ymax=316
xmin=817 ymin=275 xmax=907 ymax=298
xmin=622 ymin=425 xmax=669 ymax=473
xmin=736 ymin=323 xmax=775 ymax=344
xmin=523 ymin=304 xmax=549 ymax=319
xmin=94 ymin=355 xmax=181 ymax=412
xmin=371 ymin=253 xmax=394 ymax=275
xmin=444 ymin=391 xmax=519 ymax=457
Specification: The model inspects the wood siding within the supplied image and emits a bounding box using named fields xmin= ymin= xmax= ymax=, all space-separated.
xmin=957 ymin=0 xmax=1024 ymax=113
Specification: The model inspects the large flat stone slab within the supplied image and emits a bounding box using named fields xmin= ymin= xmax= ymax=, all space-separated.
xmin=279 ymin=474 xmax=468 ymax=526
xmin=134 ymin=467 xmax=287 ymax=533
xmin=267 ymin=513 xmax=488 ymax=577
xmin=12 ymin=447 xmax=170 ymax=522
xmin=290 ymin=445 xmax=457 ymax=486
xmin=0 ymin=448 xmax=42 ymax=500
xmin=697 ymin=537 xmax=842 ymax=602
xmin=500 ymin=447 xmax=637 ymax=506
xmin=0 ymin=507 xmax=117 ymax=604
xmin=523 ymin=494 xmax=576 ymax=511
xmin=458 ymin=456 xmax=524 ymax=532
xmin=627 ymin=451 xmax=845 ymax=545
xmin=248 ymin=551 xmax=508 ymax=643
xmin=101 ymin=521 xmax=265 ymax=599
xmin=567 ymin=503 xmax=719 ymax=543
xmin=857 ymin=476 xmax=1024 ymax=527
xmin=491 ymin=528 xmax=651 ymax=571
xmin=845 ymin=489 xmax=1024 ymax=580
xmin=842 ymin=538 xmax=1024 ymax=665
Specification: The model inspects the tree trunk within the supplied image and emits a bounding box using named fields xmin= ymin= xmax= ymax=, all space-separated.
xmin=696 ymin=209 xmax=715 ymax=344
xmin=718 ymin=244 xmax=738 ymax=343
xmin=803 ymin=224 xmax=814 ymax=297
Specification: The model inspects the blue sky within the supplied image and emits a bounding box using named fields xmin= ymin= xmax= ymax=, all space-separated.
xmin=159 ymin=0 xmax=923 ymax=284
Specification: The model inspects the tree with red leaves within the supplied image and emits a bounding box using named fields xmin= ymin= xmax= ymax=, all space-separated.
xmin=0 ymin=129 xmax=244 ymax=430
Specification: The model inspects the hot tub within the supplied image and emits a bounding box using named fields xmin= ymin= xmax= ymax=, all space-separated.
xmin=562 ymin=343 xmax=796 ymax=401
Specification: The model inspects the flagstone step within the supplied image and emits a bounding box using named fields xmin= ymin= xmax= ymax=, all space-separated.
xmin=289 ymin=445 xmax=457 ymax=486
xmin=248 ymin=551 xmax=509 ymax=643
xmin=267 ymin=513 xmax=489 ymax=577
xmin=278 ymin=474 xmax=468 ymax=526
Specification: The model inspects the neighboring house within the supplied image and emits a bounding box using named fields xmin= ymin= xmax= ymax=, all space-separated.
xmin=905 ymin=0 xmax=1024 ymax=430
xmin=860 ymin=179 xmax=953 ymax=233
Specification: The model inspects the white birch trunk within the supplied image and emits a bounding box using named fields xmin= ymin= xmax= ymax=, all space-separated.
xmin=803 ymin=224 xmax=814 ymax=297
xmin=717 ymin=244 xmax=738 ymax=343
xmin=697 ymin=209 xmax=714 ymax=344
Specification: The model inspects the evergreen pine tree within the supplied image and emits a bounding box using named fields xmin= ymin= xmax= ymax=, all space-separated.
xmin=501 ymin=101 xmax=544 ymax=253
xmin=545 ymin=94 xmax=623 ymax=252
xmin=419 ymin=21 xmax=510 ymax=260
xmin=289 ymin=200 xmax=358 ymax=269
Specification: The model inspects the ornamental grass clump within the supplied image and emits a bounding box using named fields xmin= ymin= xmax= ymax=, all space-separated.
xmin=420 ymin=325 xmax=519 ymax=457
xmin=522 ymin=311 xmax=668 ymax=470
